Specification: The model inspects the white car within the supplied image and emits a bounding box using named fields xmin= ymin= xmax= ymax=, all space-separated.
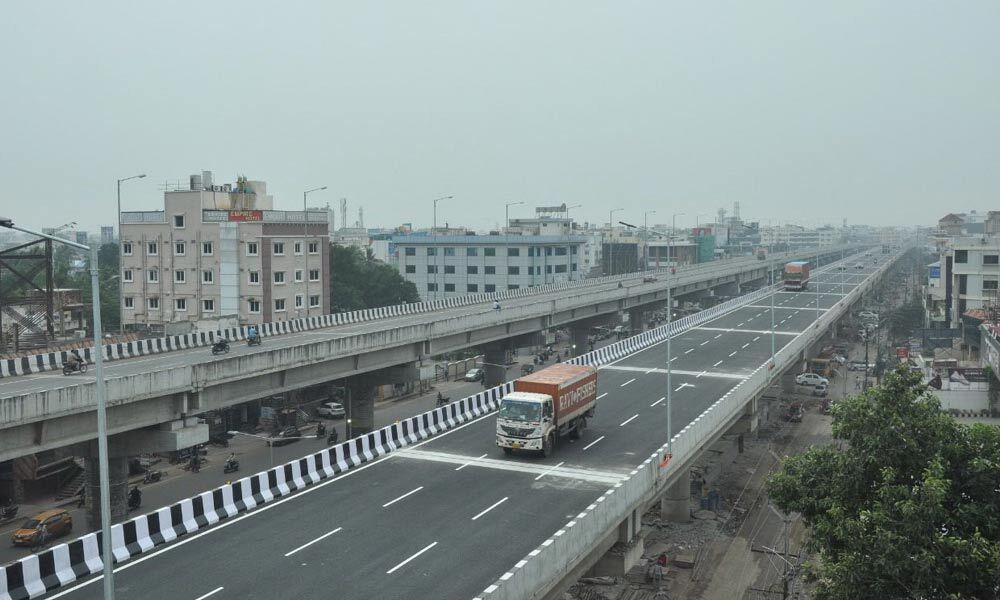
xmin=795 ymin=373 xmax=829 ymax=387
xmin=858 ymin=311 xmax=879 ymax=321
xmin=464 ymin=368 xmax=485 ymax=382
xmin=317 ymin=401 xmax=346 ymax=419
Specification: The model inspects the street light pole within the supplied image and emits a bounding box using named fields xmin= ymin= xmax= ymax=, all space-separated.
xmin=643 ymin=210 xmax=656 ymax=271
xmin=116 ymin=173 xmax=145 ymax=335
xmin=1 ymin=219 xmax=115 ymax=599
xmin=608 ymin=208 xmax=623 ymax=275
xmin=666 ymin=284 xmax=673 ymax=455
xmin=670 ymin=212 xmax=685 ymax=270
xmin=505 ymin=201 xmax=525 ymax=290
xmin=430 ymin=196 xmax=454 ymax=300
xmin=303 ymin=186 xmax=327 ymax=317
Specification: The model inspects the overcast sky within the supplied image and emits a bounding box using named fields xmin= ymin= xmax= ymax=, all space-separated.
xmin=2 ymin=2 xmax=998 ymax=233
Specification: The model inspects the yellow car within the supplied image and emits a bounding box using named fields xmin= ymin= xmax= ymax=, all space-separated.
xmin=11 ymin=509 xmax=73 ymax=547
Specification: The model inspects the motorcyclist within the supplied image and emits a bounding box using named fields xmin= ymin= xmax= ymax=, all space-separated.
xmin=226 ymin=452 xmax=237 ymax=466
xmin=493 ymin=300 xmax=501 ymax=311
xmin=247 ymin=325 xmax=259 ymax=343
xmin=128 ymin=486 xmax=142 ymax=508
xmin=316 ymin=422 xmax=326 ymax=437
xmin=66 ymin=350 xmax=83 ymax=371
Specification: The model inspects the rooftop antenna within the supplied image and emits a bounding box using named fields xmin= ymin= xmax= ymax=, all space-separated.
xmin=339 ymin=198 xmax=347 ymax=232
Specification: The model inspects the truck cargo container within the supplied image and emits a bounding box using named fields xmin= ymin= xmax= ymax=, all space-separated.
xmin=783 ymin=261 xmax=811 ymax=291
xmin=496 ymin=363 xmax=598 ymax=457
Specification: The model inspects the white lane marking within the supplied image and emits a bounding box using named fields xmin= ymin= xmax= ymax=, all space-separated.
xmin=742 ymin=343 xmax=750 ymax=349
xmin=455 ymin=453 xmax=489 ymax=471
xmin=620 ymin=378 xmax=636 ymax=387
xmin=399 ymin=449 xmax=623 ymax=483
xmin=471 ymin=497 xmax=509 ymax=521
xmin=534 ymin=461 xmax=566 ymax=480
xmin=194 ymin=588 xmax=225 ymax=600
xmin=645 ymin=368 xmax=658 ymax=374
xmin=670 ymin=357 xmax=678 ymax=362
xmin=601 ymin=365 xmax=746 ymax=380
xmin=696 ymin=371 xmax=707 ymax=378
xmin=675 ymin=383 xmax=694 ymax=392
xmin=597 ymin=392 xmax=608 ymax=400
xmin=728 ymin=351 xmax=737 ymax=357
xmin=386 ymin=541 xmax=438 ymax=574
xmin=619 ymin=414 xmax=639 ymax=426
xmin=383 ymin=486 xmax=424 ymax=508
xmin=700 ymin=340 xmax=709 ymax=346
xmin=650 ymin=397 xmax=665 ymax=407
xmin=713 ymin=360 xmax=723 ymax=366
xmin=284 ymin=527 xmax=343 ymax=557
xmin=684 ymin=349 xmax=693 ymax=354
xmin=583 ymin=436 xmax=605 ymax=450
xmin=714 ymin=333 xmax=724 ymax=339
xmin=737 ymin=322 xmax=744 ymax=327
xmin=697 ymin=327 xmax=799 ymax=336
xmin=753 ymin=336 xmax=760 ymax=342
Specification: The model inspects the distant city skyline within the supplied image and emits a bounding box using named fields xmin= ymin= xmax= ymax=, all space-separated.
xmin=3 ymin=2 xmax=997 ymax=233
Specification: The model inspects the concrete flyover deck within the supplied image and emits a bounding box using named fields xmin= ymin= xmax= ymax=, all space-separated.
xmin=0 ymin=247 xmax=856 ymax=462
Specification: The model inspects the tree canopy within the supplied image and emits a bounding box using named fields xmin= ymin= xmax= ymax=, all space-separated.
xmin=51 ymin=242 xmax=120 ymax=333
xmin=768 ymin=367 xmax=1000 ymax=600
xmin=328 ymin=244 xmax=419 ymax=312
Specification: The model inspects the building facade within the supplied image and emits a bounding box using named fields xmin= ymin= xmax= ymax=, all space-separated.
xmin=120 ymin=173 xmax=329 ymax=333
xmin=941 ymin=238 xmax=1000 ymax=329
xmin=759 ymin=225 xmax=839 ymax=248
xmin=392 ymin=234 xmax=587 ymax=300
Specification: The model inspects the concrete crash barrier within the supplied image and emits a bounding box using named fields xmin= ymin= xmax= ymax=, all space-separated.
xmin=0 ymin=252 xmax=868 ymax=599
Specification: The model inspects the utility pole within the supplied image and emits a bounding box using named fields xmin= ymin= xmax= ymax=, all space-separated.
xmin=666 ymin=285 xmax=673 ymax=454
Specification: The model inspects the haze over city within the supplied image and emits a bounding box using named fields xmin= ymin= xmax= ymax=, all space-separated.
xmin=3 ymin=1 xmax=998 ymax=232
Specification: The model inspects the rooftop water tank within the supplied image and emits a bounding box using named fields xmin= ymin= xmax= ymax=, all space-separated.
xmin=190 ymin=174 xmax=203 ymax=191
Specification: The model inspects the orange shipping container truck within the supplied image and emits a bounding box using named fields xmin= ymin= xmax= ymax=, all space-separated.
xmin=496 ymin=363 xmax=598 ymax=457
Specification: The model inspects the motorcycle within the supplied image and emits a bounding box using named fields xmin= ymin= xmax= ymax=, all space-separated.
xmin=211 ymin=340 xmax=230 ymax=355
xmin=436 ymin=394 xmax=451 ymax=407
xmin=127 ymin=488 xmax=142 ymax=511
xmin=223 ymin=459 xmax=240 ymax=474
xmin=326 ymin=431 xmax=339 ymax=446
xmin=247 ymin=335 xmax=261 ymax=347
xmin=0 ymin=504 xmax=18 ymax=524
xmin=316 ymin=423 xmax=327 ymax=438
xmin=62 ymin=362 xmax=88 ymax=375
xmin=143 ymin=469 xmax=163 ymax=484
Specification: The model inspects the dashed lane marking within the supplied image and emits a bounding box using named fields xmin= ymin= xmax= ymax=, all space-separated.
xmin=601 ymin=365 xmax=746 ymax=380
xmin=394 ymin=448 xmax=626 ymax=484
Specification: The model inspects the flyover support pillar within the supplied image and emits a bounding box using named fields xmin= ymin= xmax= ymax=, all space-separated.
xmin=660 ymin=469 xmax=691 ymax=523
xmin=482 ymin=342 xmax=511 ymax=388
xmin=347 ymin=374 xmax=379 ymax=436
xmin=629 ymin=309 xmax=645 ymax=334
xmin=82 ymin=442 xmax=130 ymax=530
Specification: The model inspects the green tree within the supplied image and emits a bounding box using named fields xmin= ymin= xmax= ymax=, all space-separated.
xmin=768 ymin=368 xmax=1000 ymax=599
xmin=328 ymin=245 xmax=419 ymax=311
xmin=51 ymin=242 xmax=120 ymax=333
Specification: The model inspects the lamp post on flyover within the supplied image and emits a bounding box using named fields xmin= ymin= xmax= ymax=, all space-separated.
xmin=670 ymin=212 xmax=685 ymax=270
xmin=815 ymin=248 xmax=821 ymax=323
xmin=770 ymin=255 xmax=776 ymax=369
xmin=505 ymin=201 xmax=524 ymax=289
xmin=608 ymin=208 xmax=623 ymax=275
xmin=643 ymin=210 xmax=656 ymax=271
xmin=430 ymin=195 xmax=454 ymax=301
xmin=303 ymin=186 xmax=327 ymax=317
xmin=666 ymin=284 xmax=673 ymax=455
xmin=1 ymin=216 xmax=116 ymax=600
xmin=116 ymin=173 xmax=146 ymax=334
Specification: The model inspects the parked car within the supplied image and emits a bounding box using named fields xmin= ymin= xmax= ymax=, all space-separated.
xmin=268 ymin=425 xmax=302 ymax=446
xmin=783 ymin=403 xmax=804 ymax=423
xmin=464 ymin=368 xmax=485 ymax=382
xmin=849 ymin=361 xmax=871 ymax=372
xmin=642 ymin=276 xmax=657 ymax=283
xmin=11 ymin=509 xmax=72 ymax=547
xmin=812 ymin=382 xmax=829 ymax=397
xmin=858 ymin=311 xmax=879 ymax=321
xmin=795 ymin=372 xmax=829 ymax=387
xmin=317 ymin=401 xmax=346 ymax=419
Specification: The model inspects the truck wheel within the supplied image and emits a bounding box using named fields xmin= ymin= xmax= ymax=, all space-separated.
xmin=569 ymin=418 xmax=584 ymax=440
xmin=502 ymin=447 xmax=513 ymax=456
xmin=542 ymin=434 xmax=554 ymax=458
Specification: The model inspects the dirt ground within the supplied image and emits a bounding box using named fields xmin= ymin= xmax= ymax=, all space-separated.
xmin=568 ymin=366 xmax=861 ymax=600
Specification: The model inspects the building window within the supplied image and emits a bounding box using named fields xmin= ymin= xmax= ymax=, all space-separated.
xmin=246 ymin=242 xmax=259 ymax=256
xmin=955 ymin=250 xmax=968 ymax=263
xmin=546 ymin=265 xmax=552 ymax=274
xmin=985 ymin=255 xmax=999 ymax=265
xmin=174 ymin=241 xmax=185 ymax=256
xmin=175 ymin=298 xmax=187 ymax=311
xmin=467 ymin=247 xmax=478 ymax=257
xmin=202 ymin=242 xmax=213 ymax=255
xmin=249 ymin=271 xmax=261 ymax=285
xmin=572 ymin=263 xmax=577 ymax=271
xmin=427 ymin=247 xmax=437 ymax=256
xmin=275 ymin=299 xmax=286 ymax=312
xmin=528 ymin=247 xmax=535 ymax=257
xmin=405 ymin=247 xmax=416 ymax=256
xmin=147 ymin=269 xmax=158 ymax=283
xmin=147 ymin=242 xmax=158 ymax=256
xmin=444 ymin=247 xmax=455 ymax=257
xmin=273 ymin=242 xmax=285 ymax=256
xmin=294 ymin=242 xmax=302 ymax=255
xmin=122 ymin=242 xmax=133 ymax=256
xmin=507 ymin=247 xmax=520 ymax=257
xmin=248 ymin=299 xmax=261 ymax=313
xmin=123 ymin=269 xmax=133 ymax=283
xmin=405 ymin=265 xmax=416 ymax=274
xmin=294 ymin=270 xmax=303 ymax=283
xmin=444 ymin=265 xmax=455 ymax=274
xmin=467 ymin=284 xmax=479 ymax=293
xmin=484 ymin=284 xmax=496 ymax=293
xmin=485 ymin=266 xmax=496 ymax=275
xmin=427 ymin=265 xmax=438 ymax=274
xmin=295 ymin=295 xmax=304 ymax=308
xmin=555 ymin=247 xmax=567 ymax=256
xmin=173 ymin=214 xmax=185 ymax=228
xmin=484 ymin=248 xmax=496 ymax=257
xmin=444 ymin=283 xmax=455 ymax=292
xmin=555 ymin=264 xmax=567 ymax=273
xmin=203 ymin=270 xmax=213 ymax=284
xmin=124 ymin=297 xmax=134 ymax=309
xmin=467 ymin=266 xmax=478 ymax=274
xmin=427 ymin=283 xmax=438 ymax=292
xmin=203 ymin=299 xmax=215 ymax=312
xmin=571 ymin=246 xmax=578 ymax=255
xmin=508 ymin=266 xmax=520 ymax=275
xmin=508 ymin=284 xmax=519 ymax=290
xmin=545 ymin=247 xmax=553 ymax=256
xmin=148 ymin=297 xmax=160 ymax=310
xmin=274 ymin=271 xmax=285 ymax=284
xmin=984 ymin=280 xmax=999 ymax=291
xmin=308 ymin=241 xmax=319 ymax=254
xmin=309 ymin=295 xmax=320 ymax=308
xmin=309 ymin=269 xmax=320 ymax=282
xmin=174 ymin=270 xmax=186 ymax=283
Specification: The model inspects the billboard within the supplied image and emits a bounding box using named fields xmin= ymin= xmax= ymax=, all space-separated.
xmin=227 ymin=210 xmax=263 ymax=222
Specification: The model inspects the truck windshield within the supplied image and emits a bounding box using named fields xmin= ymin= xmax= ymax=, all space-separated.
xmin=499 ymin=400 xmax=541 ymax=422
